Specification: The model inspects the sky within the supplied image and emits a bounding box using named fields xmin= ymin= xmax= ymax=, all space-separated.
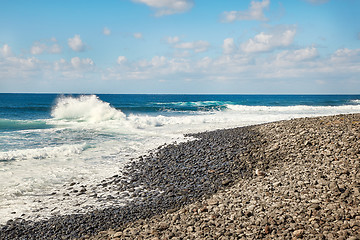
xmin=0 ymin=0 xmax=360 ymax=94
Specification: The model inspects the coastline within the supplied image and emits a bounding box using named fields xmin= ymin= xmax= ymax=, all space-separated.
xmin=1 ymin=113 xmax=360 ymax=239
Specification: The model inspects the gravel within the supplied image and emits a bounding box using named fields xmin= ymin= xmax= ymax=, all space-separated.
xmin=1 ymin=113 xmax=360 ymax=239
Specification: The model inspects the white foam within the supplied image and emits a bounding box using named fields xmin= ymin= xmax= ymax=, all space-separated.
xmin=50 ymin=96 xmax=360 ymax=132
xmin=166 ymin=100 xmax=227 ymax=107
xmin=51 ymin=95 xmax=125 ymax=123
xmin=350 ymin=99 xmax=360 ymax=104
xmin=225 ymin=104 xmax=360 ymax=115
xmin=0 ymin=123 xmax=187 ymax=224
xmin=48 ymin=101 xmax=360 ymax=137
xmin=0 ymin=143 xmax=88 ymax=161
xmin=2 ymin=96 xmax=360 ymax=224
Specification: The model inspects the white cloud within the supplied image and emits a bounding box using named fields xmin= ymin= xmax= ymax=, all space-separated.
xmin=0 ymin=52 xmax=43 ymax=81
xmin=196 ymin=56 xmax=213 ymax=69
xmin=103 ymin=55 xmax=194 ymax=81
xmin=3 ymin=38 xmax=360 ymax=93
xmin=331 ymin=48 xmax=360 ymax=62
xmin=53 ymin=57 xmax=95 ymax=79
xmin=133 ymin=32 xmax=143 ymax=39
xmin=0 ymin=44 xmax=13 ymax=57
xmin=276 ymin=47 xmax=318 ymax=62
xmin=68 ymin=35 xmax=86 ymax=52
xmin=90 ymin=45 xmax=360 ymax=92
xmin=241 ymin=27 xmax=296 ymax=53
xmin=48 ymin=44 xmax=61 ymax=54
xmin=167 ymin=36 xmax=180 ymax=44
xmin=137 ymin=56 xmax=168 ymax=68
xmin=5 ymin=56 xmax=40 ymax=69
xmin=174 ymin=40 xmax=210 ymax=53
xmin=30 ymin=41 xmax=62 ymax=55
xmin=30 ymin=43 xmax=46 ymax=55
xmin=166 ymin=37 xmax=210 ymax=54
xmin=223 ymin=38 xmax=236 ymax=54
xmin=103 ymin=27 xmax=111 ymax=36
xmin=222 ymin=0 xmax=270 ymax=22
xmin=117 ymin=56 xmax=128 ymax=64
xmin=54 ymin=57 xmax=94 ymax=71
xmin=132 ymin=0 xmax=194 ymax=16
xmin=54 ymin=58 xmax=67 ymax=71
xmin=150 ymin=56 xmax=167 ymax=67
xmin=70 ymin=57 xmax=94 ymax=69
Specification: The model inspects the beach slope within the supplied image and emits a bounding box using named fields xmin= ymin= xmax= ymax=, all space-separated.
xmin=92 ymin=114 xmax=360 ymax=239
xmin=1 ymin=114 xmax=360 ymax=239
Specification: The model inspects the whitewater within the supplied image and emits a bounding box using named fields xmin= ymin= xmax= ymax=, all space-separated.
xmin=1 ymin=94 xmax=360 ymax=224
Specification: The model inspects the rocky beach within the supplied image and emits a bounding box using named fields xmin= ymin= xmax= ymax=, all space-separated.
xmin=1 ymin=113 xmax=360 ymax=239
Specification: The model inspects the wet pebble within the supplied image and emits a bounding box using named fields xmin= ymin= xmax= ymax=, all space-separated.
xmin=1 ymin=114 xmax=360 ymax=240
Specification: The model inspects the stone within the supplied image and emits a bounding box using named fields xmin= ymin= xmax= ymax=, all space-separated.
xmin=293 ymin=229 xmax=304 ymax=238
xmin=222 ymin=179 xmax=232 ymax=186
xmin=199 ymin=206 xmax=208 ymax=213
xmin=265 ymin=225 xmax=271 ymax=234
xmin=3 ymin=114 xmax=360 ymax=240
xmin=113 ymin=231 xmax=122 ymax=238
xmin=208 ymin=199 xmax=219 ymax=206
xmin=157 ymin=222 xmax=169 ymax=231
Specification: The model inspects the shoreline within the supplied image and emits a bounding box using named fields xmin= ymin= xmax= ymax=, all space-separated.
xmin=1 ymin=113 xmax=360 ymax=239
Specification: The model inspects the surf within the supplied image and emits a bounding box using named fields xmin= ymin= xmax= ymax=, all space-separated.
xmin=0 ymin=119 xmax=50 ymax=131
xmin=51 ymin=95 xmax=126 ymax=123
xmin=2 ymin=93 xmax=360 ymax=224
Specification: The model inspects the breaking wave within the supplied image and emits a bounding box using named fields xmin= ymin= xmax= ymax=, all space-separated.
xmin=49 ymin=95 xmax=360 ymax=130
xmin=51 ymin=95 xmax=126 ymax=123
xmin=350 ymin=99 xmax=360 ymax=104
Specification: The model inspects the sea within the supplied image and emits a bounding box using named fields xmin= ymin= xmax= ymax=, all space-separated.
xmin=1 ymin=93 xmax=360 ymax=224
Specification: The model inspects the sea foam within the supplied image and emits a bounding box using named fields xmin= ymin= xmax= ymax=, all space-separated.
xmin=0 ymin=143 xmax=89 ymax=162
xmin=2 ymin=94 xmax=360 ymax=224
xmin=350 ymin=99 xmax=360 ymax=104
xmin=51 ymin=95 xmax=125 ymax=123
xmin=50 ymin=95 xmax=360 ymax=131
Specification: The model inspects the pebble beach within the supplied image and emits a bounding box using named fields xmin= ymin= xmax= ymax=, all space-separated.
xmin=1 ymin=113 xmax=360 ymax=239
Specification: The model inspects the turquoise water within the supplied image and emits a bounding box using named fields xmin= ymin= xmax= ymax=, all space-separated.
xmin=1 ymin=93 xmax=360 ymax=223
xmin=1 ymin=94 xmax=359 ymax=121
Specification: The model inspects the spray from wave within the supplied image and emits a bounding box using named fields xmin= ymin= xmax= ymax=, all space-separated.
xmin=350 ymin=99 xmax=360 ymax=104
xmin=51 ymin=95 xmax=126 ymax=123
xmin=2 ymin=94 xmax=360 ymax=224
xmin=49 ymin=95 xmax=360 ymax=131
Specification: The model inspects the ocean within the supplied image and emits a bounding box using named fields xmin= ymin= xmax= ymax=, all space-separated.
xmin=1 ymin=93 xmax=360 ymax=224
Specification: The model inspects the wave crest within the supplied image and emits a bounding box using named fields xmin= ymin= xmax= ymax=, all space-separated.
xmin=350 ymin=100 xmax=360 ymax=104
xmin=51 ymin=95 xmax=126 ymax=123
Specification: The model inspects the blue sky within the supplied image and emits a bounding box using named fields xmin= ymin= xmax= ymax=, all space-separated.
xmin=0 ymin=0 xmax=359 ymax=93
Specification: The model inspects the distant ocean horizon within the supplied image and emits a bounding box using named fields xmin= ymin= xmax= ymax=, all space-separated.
xmin=1 ymin=93 xmax=360 ymax=224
